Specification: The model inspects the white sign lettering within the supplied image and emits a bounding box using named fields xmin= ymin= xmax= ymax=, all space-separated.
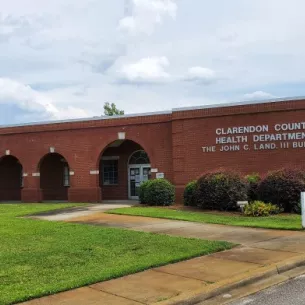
xmin=203 ymin=122 xmax=305 ymax=153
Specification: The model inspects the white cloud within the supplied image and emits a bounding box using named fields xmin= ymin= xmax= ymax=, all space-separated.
xmin=243 ymin=91 xmax=276 ymax=101
xmin=1 ymin=0 xmax=305 ymax=124
xmin=0 ymin=78 xmax=90 ymax=121
xmin=184 ymin=67 xmax=217 ymax=84
xmin=120 ymin=56 xmax=170 ymax=83
xmin=0 ymin=13 xmax=51 ymax=43
xmin=118 ymin=16 xmax=137 ymax=34
xmin=119 ymin=0 xmax=177 ymax=35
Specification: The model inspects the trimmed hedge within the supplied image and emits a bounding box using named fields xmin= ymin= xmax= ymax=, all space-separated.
xmin=140 ymin=179 xmax=175 ymax=206
xmin=245 ymin=173 xmax=261 ymax=202
xmin=195 ymin=170 xmax=248 ymax=211
xmin=139 ymin=180 xmax=152 ymax=204
xmin=183 ymin=180 xmax=197 ymax=206
xmin=258 ymin=169 xmax=305 ymax=213
xmin=180 ymin=168 xmax=305 ymax=214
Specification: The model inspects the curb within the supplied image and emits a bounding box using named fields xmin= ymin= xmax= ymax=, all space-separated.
xmin=159 ymin=254 xmax=305 ymax=305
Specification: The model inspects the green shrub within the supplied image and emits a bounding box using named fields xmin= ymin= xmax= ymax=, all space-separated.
xmin=245 ymin=173 xmax=261 ymax=183
xmin=183 ymin=180 xmax=197 ymax=206
xmin=195 ymin=170 xmax=248 ymax=211
xmin=245 ymin=173 xmax=261 ymax=202
xmin=258 ymin=169 xmax=305 ymax=213
xmin=145 ymin=179 xmax=175 ymax=206
xmin=244 ymin=201 xmax=282 ymax=217
xmin=139 ymin=180 xmax=152 ymax=204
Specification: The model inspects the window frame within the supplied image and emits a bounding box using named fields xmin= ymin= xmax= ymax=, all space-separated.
xmin=63 ymin=164 xmax=70 ymax=187
xmin=102 ymin=159 xmax=119 ymax=186
xmin=129 ymin=150 xmax=150 ymax=165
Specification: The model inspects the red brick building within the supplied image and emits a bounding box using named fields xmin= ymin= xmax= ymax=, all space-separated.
xmin=1 ymin=97 xmax=305 ymax=203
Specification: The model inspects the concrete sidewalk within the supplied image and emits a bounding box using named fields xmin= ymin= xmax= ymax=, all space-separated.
xmin=22 ymin=207 xmax=305 ymax=305
xmin=28 ymin=203 xmax=135 ymax=221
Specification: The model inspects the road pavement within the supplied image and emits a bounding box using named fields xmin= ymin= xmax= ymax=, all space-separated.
xmin=229 ymin=275 xmax=305 ymax=305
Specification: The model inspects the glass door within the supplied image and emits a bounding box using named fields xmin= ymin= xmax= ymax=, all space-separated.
xmin=142 ymin=167 xmax=151 ymax=182
xmin=129 ymin=165 xmax=151 ymax=199
xmin=129 ymin=166 xmax=141 ymax=199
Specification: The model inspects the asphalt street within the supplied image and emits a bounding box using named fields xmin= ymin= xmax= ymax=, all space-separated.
xmin=229 ymin=275 xmax=305 ymax=305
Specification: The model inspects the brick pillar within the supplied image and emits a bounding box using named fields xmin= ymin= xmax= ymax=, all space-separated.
xmin=21 ymin=173 xmax=42 ymax=203
xmin=67 ymin=169 xmax=101 ymax=203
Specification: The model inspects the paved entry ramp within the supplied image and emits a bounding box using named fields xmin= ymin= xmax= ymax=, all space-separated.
xmin=29 ymin=203 xmax=135 ymax=221
xmin=65 ymin=210 xmax=301 ymax=246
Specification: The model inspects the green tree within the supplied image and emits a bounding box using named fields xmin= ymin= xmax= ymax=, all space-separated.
xmin=103 ymin=102 xmax=125 ymax=116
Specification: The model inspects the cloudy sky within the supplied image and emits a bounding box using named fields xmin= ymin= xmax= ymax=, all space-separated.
xmin=0 ymin=0 xmax=304 ymax=125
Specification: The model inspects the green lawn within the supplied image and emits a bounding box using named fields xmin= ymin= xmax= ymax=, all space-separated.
xmin=107 ymin=207 xmax=304 ymax=230
xmin=0 ymin=204 xmax=233 ymax=305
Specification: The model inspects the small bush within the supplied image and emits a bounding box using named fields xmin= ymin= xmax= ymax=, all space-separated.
xmin=195 ymin=170 xmax=248 ymax=211
xmin=145 ymin=179 xmax=175 ymax=206
xmin=258 ymin=169 xmax=305 ymax=212
xmin=244 ymin=201 xmax=282 ymax=217
xmin=245 ymin=173 xmax=261 ymax=202
xmin=139 ymin=180 xmax=152 ymax=204
xmin=183 ymin=180 xmax=197 ymax=206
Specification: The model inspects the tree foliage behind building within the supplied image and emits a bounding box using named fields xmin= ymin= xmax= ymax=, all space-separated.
xmin=104 ymin=102 xmax=124 ymax=116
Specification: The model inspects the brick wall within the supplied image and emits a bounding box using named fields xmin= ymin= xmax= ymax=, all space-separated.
xmin=0 ymin=114 xmax=173 ymax=202
xmin=0 ymin=98 xmax=305 ymax=203
xmin=172 ymin=99 xmax=305 ymax=202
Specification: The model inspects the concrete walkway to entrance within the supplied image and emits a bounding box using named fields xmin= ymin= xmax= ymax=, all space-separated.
xmin=29 ymin=202 xmax=137 ymax=221
xmin=23 ymin=205 xmax=305 ymax=305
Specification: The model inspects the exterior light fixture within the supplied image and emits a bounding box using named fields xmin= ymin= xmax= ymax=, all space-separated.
xmin=118 ymin=132 xmax=126 ymax=140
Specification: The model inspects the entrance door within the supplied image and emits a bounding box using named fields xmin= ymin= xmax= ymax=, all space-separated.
xmin=128 ymin=165 xmax=151 ymax=199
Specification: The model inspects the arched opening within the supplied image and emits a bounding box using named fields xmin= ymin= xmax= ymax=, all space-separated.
xmin=39 ymin=153 xmax=70 ymax=201
xmin=99 ymin=140 xmax=151 ymax=200
xmin=0 ymin=155 xmax=23 ymax=202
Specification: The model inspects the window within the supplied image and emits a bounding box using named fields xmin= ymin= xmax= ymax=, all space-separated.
xmin=63 ymin=164 xmax=70 ymax=187
xmin=129 ymin=151 xmax=150 ymax=165
xmin=103 ymin=160 xmax=118 ymax=185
